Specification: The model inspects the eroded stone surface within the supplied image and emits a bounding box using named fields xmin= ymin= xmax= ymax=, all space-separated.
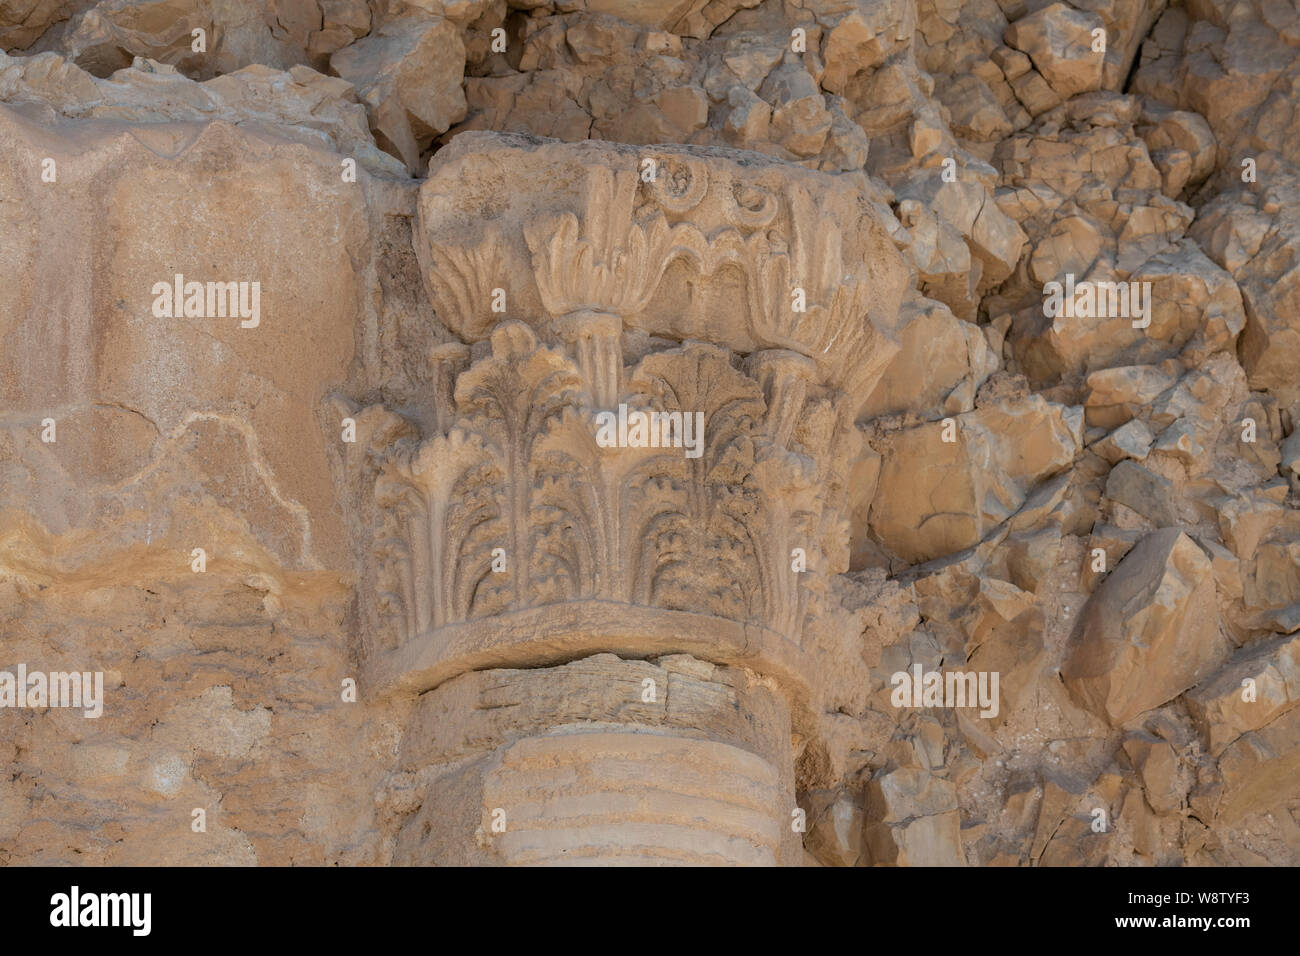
xmin=2 ymin=0 xmax=1299 ymax=868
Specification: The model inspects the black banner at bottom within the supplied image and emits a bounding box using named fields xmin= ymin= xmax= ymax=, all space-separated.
xmin=0 ymin=865 xmax=1275 ymax=943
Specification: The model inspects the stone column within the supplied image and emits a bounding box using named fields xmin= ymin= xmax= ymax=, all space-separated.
xmin=359 ymin=133 xmax=908 ymax=865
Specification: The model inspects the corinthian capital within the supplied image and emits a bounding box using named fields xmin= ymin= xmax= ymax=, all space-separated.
xmin=362 ymin=133 xmax=909 ymax=863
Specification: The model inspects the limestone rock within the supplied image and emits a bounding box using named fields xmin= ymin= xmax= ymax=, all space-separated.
xmin=1064 ymin=529 xmax=1230 ymax=725
xmin=1092 ymin=418 xmax=1153 ymax=465
xmin=862 ymin=769 xmax=964 ymax=866
xmin=0 ymin=0 xmax=79 ymax=49
xmin=1104 ymin=459 xmax=1177 ymax=527
xmin=804 ymin=789 xmax=864 ymax=867
xmin=1186 ymin=634 xmax=1300 ymax=756
xmin=1192 ymin=164 xmax=1300 ymax=404
xmin=820 ymin=0 xmax=915 ymax=94
xmin=331 ymin=13 xmax=467 ymax=173
xmin=1215 ymin=706 xmax=1300 ymax=825
xmin=0 ymin=51 xmax=406 ymax=176
xmin=1123 ymin=730 xmax=1186 ymax=814
xmin=869 ymin=394 xmax=1080 ymax=564
xmin=1132 ymin=2 xmax=1300 ymax=175
xmin=63 ymin=0 xmax=328 ymax=78
xmin=859 ymin=295 xmax=998 ymax=419
xmin=1138 ymin=101 xmax=1216 ymax=196
xmin=1004 ymin=3 xmax=1105 ymax=99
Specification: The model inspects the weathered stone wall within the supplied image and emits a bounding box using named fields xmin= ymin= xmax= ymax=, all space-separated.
xmin=1 ymin=0 xmax=1298 ymax=866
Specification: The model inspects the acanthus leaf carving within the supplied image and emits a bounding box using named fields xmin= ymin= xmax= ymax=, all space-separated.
xmin=452 ymin=321 xmax=585 ymax=613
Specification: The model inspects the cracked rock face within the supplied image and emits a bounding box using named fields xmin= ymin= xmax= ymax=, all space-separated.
xmin=1 ymin=0 xmax=1298 ymax=868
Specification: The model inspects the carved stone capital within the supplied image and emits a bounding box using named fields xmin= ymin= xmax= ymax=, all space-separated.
xmin=366 ymin=135 xmax=909 ymax=711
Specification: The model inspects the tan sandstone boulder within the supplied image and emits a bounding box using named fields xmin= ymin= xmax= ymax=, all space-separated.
xmin=1063 ymin=529 xmax=1229 ymax=725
